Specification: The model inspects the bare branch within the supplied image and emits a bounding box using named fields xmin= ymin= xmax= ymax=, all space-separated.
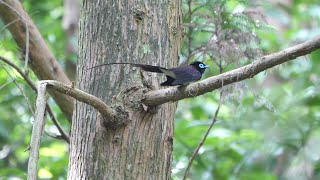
xmin=45 ymin=131 xmax=68 ymax=141
xmin=28 ymin=83 xmax=48 ymax=180
xmin=1 ymin=64 xmax=35 ymax=116
xmin=41 ymin=80 xmax=118 ymax=124
xmin=143 ymin=36 xmax=320 ymax=106
xmin=0 ymin=56 xmax=70 ymax=143
xmin=0 ymin=0 xmax=74 ymax=121
xmin=0 ymin=56 xmax=35 ymax=90
xmin=45 ymin=106 xmax=70 ymax=143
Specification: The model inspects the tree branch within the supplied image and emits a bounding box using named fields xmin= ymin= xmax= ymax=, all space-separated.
xmin=1 ymin=63 xmax=35 ymax=116
xmin=143 ymin=36 xmax=320 ymax=106
xmin=0 ymin=0 xmax=74 ymax=121
xmin=41 ymin=80 xmax=119 ymax=125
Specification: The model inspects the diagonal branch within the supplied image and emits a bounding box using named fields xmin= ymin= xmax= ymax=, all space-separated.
xmin=41 ymin=80 xmax=119 ymax=124
xmin=143 ymin=36 xmax=320 ymax=106
xmin=1 ymin=64 xmax=35 ymax=116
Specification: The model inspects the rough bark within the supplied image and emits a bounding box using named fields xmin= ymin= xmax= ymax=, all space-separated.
xmin=0 ymin=0 xmax=74 ymax=121
xmin=68 ymin=0 xmax=182 ymax=179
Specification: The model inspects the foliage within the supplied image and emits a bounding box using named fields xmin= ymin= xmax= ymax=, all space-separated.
xmin=0 ymin=0 xmax=68 ymax=179
xmin=0 ymin=0 xmax=320 ymax=179
xmin=173 ymin=0 xmax=320 ymax=179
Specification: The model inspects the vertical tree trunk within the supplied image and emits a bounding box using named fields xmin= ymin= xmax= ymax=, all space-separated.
xmin=68 ymin=0 xmax=182 ymax=179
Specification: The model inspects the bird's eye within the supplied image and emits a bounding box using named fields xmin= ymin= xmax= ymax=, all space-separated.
xmin=199 ymin=64 xmax=204 ymax=68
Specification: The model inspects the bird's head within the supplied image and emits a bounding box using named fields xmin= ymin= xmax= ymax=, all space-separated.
xmin=190 ymin=61 xmax=210 ymax=74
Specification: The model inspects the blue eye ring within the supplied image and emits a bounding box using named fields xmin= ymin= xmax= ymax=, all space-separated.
xmin=199 ymin=64 xmax=204 ymax=68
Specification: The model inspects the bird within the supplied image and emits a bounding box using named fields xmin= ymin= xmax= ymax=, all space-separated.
xmin=88 ymin=61 xmax=209 ymax=86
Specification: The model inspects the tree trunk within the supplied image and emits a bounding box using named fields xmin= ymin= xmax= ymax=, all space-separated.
xmin=68 ymin=0 xmax=182 ymax=179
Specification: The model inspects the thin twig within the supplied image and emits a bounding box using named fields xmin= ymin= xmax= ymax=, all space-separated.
xmin=0 ymin=56 xmax=34 ymax=88
xmin=183 ymin=95 xmax=223 ymax=180
xmin=45 ymin=131 xmax=66 ymax=141
xmin=0 ymin=0 xmax=29 ymax=75
xmin=0 ymin=80 xmax=13 ymax=90
xmin=1 ymin=64 xmax=35 ymax=116
xmin=45 ymin=105 xmax=70 ymax=143
xmin=0 ymin=56 xmax=70 ymax=143
xmin=0 ymin=18 xmax=19 ymax=33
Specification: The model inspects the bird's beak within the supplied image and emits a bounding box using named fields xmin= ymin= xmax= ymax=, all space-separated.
xmin=204 ymin=65 xmax=210 ymax=68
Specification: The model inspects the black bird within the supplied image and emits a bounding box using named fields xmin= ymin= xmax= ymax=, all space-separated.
xmin=89 ymin=61 xmax=209 ymax=86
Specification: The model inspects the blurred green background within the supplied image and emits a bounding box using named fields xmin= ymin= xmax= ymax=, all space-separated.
xmin=1 ymin=0 xmax=320 ymax=179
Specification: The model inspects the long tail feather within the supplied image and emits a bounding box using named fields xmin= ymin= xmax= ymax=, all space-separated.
xmin=88 ymin=62 xmax=165 ymax=73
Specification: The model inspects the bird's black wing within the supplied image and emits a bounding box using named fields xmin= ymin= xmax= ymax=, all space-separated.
xmin=170 ymin=66 xmax=202 ymax=85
